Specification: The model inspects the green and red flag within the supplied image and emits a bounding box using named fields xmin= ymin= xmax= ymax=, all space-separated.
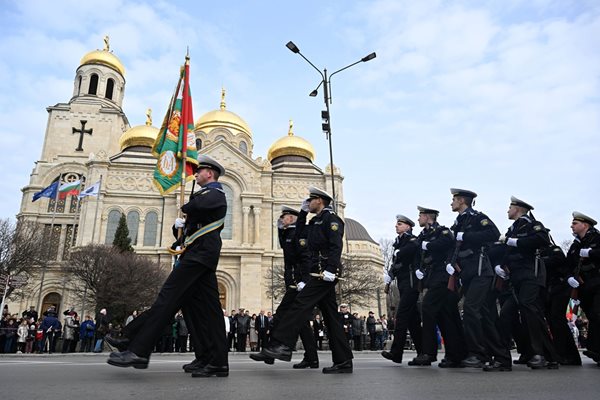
xmin=152 ymin=56 xmax=199 ymax=195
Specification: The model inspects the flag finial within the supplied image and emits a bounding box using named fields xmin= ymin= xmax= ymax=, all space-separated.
xmin=185 ymin=47 xmax=190 ymax=64
xmin=220 ymin=87 xmax=226 ymax=111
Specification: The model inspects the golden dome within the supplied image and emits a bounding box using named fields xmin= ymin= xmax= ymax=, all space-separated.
xmin=119 ymin=109 xmax=159 ymax=150
xmin=80 ymin=36 xmax=126 ymax=76
xmin=267 ymin=120 xmax=315 ymax=162
xmin=195 ymin=88 xmax=252 ymax=137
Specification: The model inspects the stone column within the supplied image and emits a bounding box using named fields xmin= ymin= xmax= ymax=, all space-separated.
xmin=253 ymin=206 xmax=261 ymax=246
xmin=242 ymin=206 xmax=250 ymax=245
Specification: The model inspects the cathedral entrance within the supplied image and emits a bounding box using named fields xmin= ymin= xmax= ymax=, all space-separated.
xmin=218 ymin=282 xmax=227 ymax=310
xmin=41 ymin=292 xmax=62 ymax=314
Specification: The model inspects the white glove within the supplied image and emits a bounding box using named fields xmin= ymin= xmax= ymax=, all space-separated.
xmin=383 ymin=273 xmax=392 ymax=285
xmin=572 ymin=299 xmax=580 ymax=306
xmin=421 ymin=241 xmax=429 ymax=250
xmin=301 ymin=199 xmax=310 ymax=212
xmin=415 ymin=269 xmax=424 ymax=280
xmin=456 ymin=232 xmax=464 ymax=241
xmin=507 ymin=238 xmax=518 ymax=247
xmin=297 ymin=281 xmax=306 ymax=291
xmin=580 ymin=248 xmax=591 ymax=258
xmin=494 ymin=265 xmax=508 ymax=280
xmin=322 ymin=270 xmax=336 ymax=282
xmin=446 ymin=264 xmax=455 ymax=275
xmin=567 ymin=277 xmax=579 ymax=288
xmin=394 ymin=249 xmax=400 ymax=256
xmin=174 ymin=217 xmax=186 ymax=229
xmin=277 ymin=219 xmax=284 ymax=229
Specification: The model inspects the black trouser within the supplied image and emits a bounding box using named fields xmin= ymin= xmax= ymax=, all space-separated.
xmin=270 ymin=288 xmax=318 ymax=362
xmin=497 ymin=288 xmax=532 ymax=359
xmin=421 ymin=286 xmax=466 ymax=362
xmin=580 ymin=283 xmax=600 ymax=356
xmin=462 ymin=276 xmax=495 ymax=361
xmin=272 ymin=279 xmax=352 ymax=364
xmin=353 ymin=335 xmax=362 ymax=351
xmin=389 ymin=279 xmax=422 ymax=360
xmin=546 ymin=285 xmax=581 ymax=363
xmin=484 ymin=287 xmax=513 ymax=365
xmin=128 ymin=261 xmax=227 ymax=366
xmin=236 ymin=333 xmax=247 ymax=351
xmin=499 ymin=279 xmax=558 ymax=361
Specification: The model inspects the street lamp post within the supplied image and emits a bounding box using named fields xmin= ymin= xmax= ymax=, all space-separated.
xmin=286 ymin=41 xmax=376 ymax=211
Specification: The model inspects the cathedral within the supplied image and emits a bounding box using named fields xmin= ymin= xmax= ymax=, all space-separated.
xmin=11 ymin=40 xmax=383 ymax=318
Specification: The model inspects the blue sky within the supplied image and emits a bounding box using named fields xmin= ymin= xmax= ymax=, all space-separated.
xmin=0 ymin=0 xmax=598 ymax=245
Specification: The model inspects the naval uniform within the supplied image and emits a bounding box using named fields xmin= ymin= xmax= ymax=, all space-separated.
xmin=267 ymin=222 xmax=318 ymax=363
xmin=417 ymin=222 xmax=466 ymax=363
xmin=271 ymin=207 xmax=353 ymax=365
xmin=451 ymin=208 xmax=507 ymax=364
xmin=127 ymin=183 xmax=228 ymax=367
xmin=387 ymin=231 xmax=422 ymax=361
xmin=495 ymin=215 xmax=559 ymax=364
xmin=566 ymin=227 xmax=600 ymax=361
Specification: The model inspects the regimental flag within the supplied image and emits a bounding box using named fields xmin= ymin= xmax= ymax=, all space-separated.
xmin=58 ymin=180 xmax=81 ymax=199
xmin=78 ymin=180 xmax=100 ymax=199
xmin=32 ymin=181 xmax=59 ymax=202
xmin=152 ymin=56 xmax=198 ymax=195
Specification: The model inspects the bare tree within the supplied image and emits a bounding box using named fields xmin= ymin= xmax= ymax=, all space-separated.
xmin=560 ymin=239 xmax=572 ymax=254
xmin=0 ymin=218 xmax=48 ymax=299
xmin=264 ymin=262 xmax=286 ymax=303
xmin=338 ymin=254 xmax=381 ymax=310
xmin=380 ymin=237 xmax=400 ymax=315
xmin=67 ymin=244 xmax=168 ymax=323
xmin=379 ymin=237 xmax=395 ymax=272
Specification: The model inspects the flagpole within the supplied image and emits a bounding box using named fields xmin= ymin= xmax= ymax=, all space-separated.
xmin=37 ymin=173 xmax=63 ymax=313
xmin=90 ymin=175 xmax=103 ymax=243
xmin=177 ymin=54 xmax=191 ymax=238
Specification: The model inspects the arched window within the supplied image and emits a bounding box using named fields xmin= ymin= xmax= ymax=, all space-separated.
xmin=215 ymin=135 xmax=225 ymax=141
xmin=105 ymin=210 xmax=121 ymax=244
xmin=221 ymin=184 xmax=233 ymax=240
xmin=105 ymin=78 xmax=115 ymax=100
xmin=77 ymin=76 xmax=82 ymax=95
xmin=89 ymin=74 xmax=98 ymax=95
xmin=127 ymin=211 xmax=140 ymax=245
xmin=143 ymin=211 xmax=158 ymax=246
xmin=196 ymin=138 xmax=202 ymax=150
xmin=239 ymin=141 xmax=248 ymax=154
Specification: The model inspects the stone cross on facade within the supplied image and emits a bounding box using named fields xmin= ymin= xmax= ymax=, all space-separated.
xmin=72 ymin=120 xmax=93 ymax=151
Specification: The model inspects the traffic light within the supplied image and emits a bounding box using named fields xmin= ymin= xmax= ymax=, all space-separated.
xmin=321 ymin=110 xmax=330 ymax=134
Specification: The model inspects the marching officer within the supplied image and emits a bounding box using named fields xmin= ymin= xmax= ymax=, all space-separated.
xmin=381 ymin=214 xmax=422 ymax=364
xmin=107 ymin=155 xmax=229 ymax=377
xmin=491 ymin=196 xmax=559 ymax=370
xmin=250 ymin=206 xmax=319 ymax=369
xmin=259 ymin=186 xmax=354 ymax=373
xmin=566 ymin=211 xmax=600 ymax=366
xmin=447 ymin=188 xmax=506 ymax=368
xmin=409 ymin=206 xmax=466 ymax=367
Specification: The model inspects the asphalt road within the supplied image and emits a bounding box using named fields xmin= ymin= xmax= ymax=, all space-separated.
xmin=0 ymin=351 xmax=597 ymax=400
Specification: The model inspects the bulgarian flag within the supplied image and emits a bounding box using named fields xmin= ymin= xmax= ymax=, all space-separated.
xmin=152 ymin=55 xmax=199 ymax=195
xmin=58 ymin=180 xmax=81 ymax=199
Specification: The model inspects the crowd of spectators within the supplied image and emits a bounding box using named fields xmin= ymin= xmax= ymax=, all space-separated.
xmin=0 ymin=303 xmax=590 ymax=354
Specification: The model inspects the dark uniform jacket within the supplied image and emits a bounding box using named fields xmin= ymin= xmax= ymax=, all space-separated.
xmin=388 ymin=232 xmax=419 ymax=286
xmin=450 ymin=208 xmax=500 ymax=282
xmin=278 ymin=224 xmax=311 ymax=287
xmin=416 ymin=222 xmax=454 ymax=288
xmin=297 ymin=207 xmax=344 ymax=275
xmin=177 ymin=182 xmax=227 ymax=270
xmin=566 ymin=227 xmax=600 ymax=291
xmin=492 ymin=215 xmax=550 ymax=285
xmin=542 ymin=245 xmax=569 ymax=294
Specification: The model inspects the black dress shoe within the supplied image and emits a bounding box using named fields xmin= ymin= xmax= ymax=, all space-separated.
xmin=407 ymin=354 xmax=435 ymax=366
xmin=513 ymin=354 xmax=530 ymax=364
xmin=249 ymin=352 xmax=275 ymax=365
xmin=293 ymin=359 xmax=319 ymax=369
xmin=191 ymin=364 xmax=229 ymax=378
xmin=460 ymin=355 xmax=484 ymax=368
xmin=184 ymin=360 xmax=207 ymax=373
xmin=559 ymin=358 xmax=582 ymax=366
xmin=583 ymin=350 xmax=600 ymax=362
xmin=381 ymin=351 xmax=402 ymax=364
xmin=105 ymin=335 xmax=130 ymax=352
xmin=322 ymin=360 xmax=352 ymax=374
xmin=546 ymin=361 xmax=559 ymax=370
xmin=483 ymin=361 xmax=512 ymax=372
xmin=182 ymin=359 xmax=201 ymax=370
xmin=261 ymin=344 xmax=292 ymax=362
xmin=527 ymin=355 xmax=548 ymax=369
xmin=439 ymin=359 xmax=464 ymax=368
xmin=106 ymin=351 xmax=149 ymax=369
